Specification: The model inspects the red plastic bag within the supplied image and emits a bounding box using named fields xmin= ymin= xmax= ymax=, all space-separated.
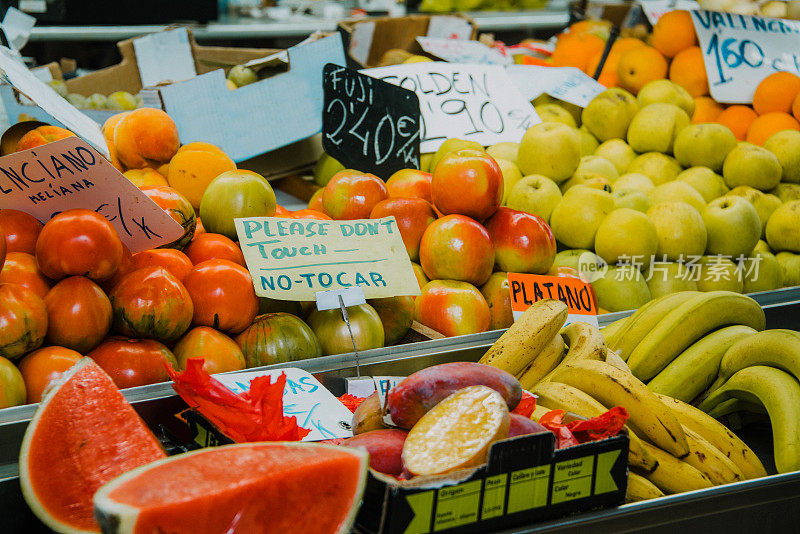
xmin=338 ymin=394 xmax=365 ymax=414
xmin=538 ymin=406 xmax=629 ymax=449
xmin=511 ymin=390 xmax=536 ymax=418
xmin=539 ymin=409 xmax=580 ymax=449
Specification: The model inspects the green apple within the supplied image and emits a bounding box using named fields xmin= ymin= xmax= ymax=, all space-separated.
xmin=763 ymin=129 xmax=800 ymax=183
xmin=534 ymin=103 xmax=577 ymax=127
xmin=66 ymin=93 xmax=88 ymax=108
xmin=766 ymin=200 xmax=800 ymax=252
xmin=517 ymin=122 xmax=581 ymax=182
xmin=626 ymin=103 xmax=690 ymax=154
xmin=227 ymin=65 xmax=258 ymax=87
xmin=590 ymin=265 xmax=652 ymax=312
xmin=486 ymin=142 xmax=519 ymax=165
xmin=107 ymin=91 xmax=138 ymax=110
xmin=313 ymin=153 xmax=345 ymax=186
xmin=673 ymin=123 xmax=738 ymax=172
xmin=676 ymin=166 xmax=729 ymax=202
xmin=613 ymin=188 xmax=650 ymax=212
xmin=637 ymin=79 xmax=695 ymax=116
xmin=506 ymin=174 xmax=562 ymax=221
xmin=581 ymin=88 xmax=639 ymax=142
xmin=560 ymin=171 xmax=612 ymax=194
xmin=430 ymin=139 xmax=484 ymax=174
xmin=47 ymin=79 xmax=68 ymax=98
xmin=722 ymin=142 xmax=782 ymax=191
xmin=648 ymin=182 xmax=707 ymax=213
xmin=741 ymin=250 xmax=783 ymax=293
xmin=594 ymin=139 xmax=637 ymax=174
xmin=579 ymin=126 xmax=600 ymax=156
xmin=695 ymin=256 xmax=743 ymax=293
xmin=753 ymin=239 xmax=772 ymax=254
xmin=702 ymin=196 xmax=761 ymax=257
xmin=574 ymin=155 xmax=619 ymax=181
xmin=594 ymin=208 xmax=658 ymax=265
xmin=769 ymin=183 xmax=800 ymax=203
xmin=615 ymin=172 xmax=655 ymax=192
xmin=420 ymin=153 xmax=434 ymax=172
xmin=725 ymin=185 xmax=782 ymax=237
xmin=645 ymin=261 xmax=698 ymax=298
xmin=85 ymin=93 xmax=108 ymax=109
xmin=776 ymin=251 xmax=800 ymax=286
xmin=494 ymin=158 xmax=524 ymax=204
xmin=626 ymin=152 xmax=683 ymax=185
xmin=533 ymin=95 xmax=582 ymax=125
xmin=551 ymin=249 xmax=605 ymax=281
xmin=549 ymin=185 xmax=615 ymax=249
xmin=647 ymin=201 xmax=708 ymax=261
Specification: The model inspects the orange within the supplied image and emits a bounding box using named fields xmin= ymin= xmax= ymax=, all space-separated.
xmin=794 ymin=92 xmax=800 ymax=121
xmin=746 ymin=112 xmax=800 ymax=145
xmin=669 ymin=46 xmax=709 ymax=97
xmin=586 ymin=37 xmax=645 ymax=85
xmin=552 ymin=32 xmax=607 ymax=73
xmin=567 ymin=20 xmax=612 ymax=37
xmin=617 ymin=45 xmax=668 ymax=94
xmin=692 ymin=96 xmax=724 ymax=123
xmin=752 ymin=71 xmax=800 ymax=115
xmin=716 ymin=105 xmax=759 ymax=140
xmin=652 ymin=10 xmax=697 ymax=58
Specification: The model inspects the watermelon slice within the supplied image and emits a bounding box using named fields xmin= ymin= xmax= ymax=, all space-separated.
xmin=19 ymin=358 xmax=166 ymax=533
xmin=93 ymin=442 xmax=369 ymax=534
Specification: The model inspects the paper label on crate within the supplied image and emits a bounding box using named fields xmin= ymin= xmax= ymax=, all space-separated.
xmin=235 ymin=216 xmax=420 ymax=301
xmin=506 ymin=65 xmax=605 ymax=107
xmin=348 ymin=20 xmax=376 ymax=66
xmin=363 ymin=63 xmax=540 ymax=152
xmin=427 ymin=16 xmax=474 ymax=40
xmin=133 ymin=27 xmax=197 ymax=87
xmin=213 ymin=368 xmax=354 ymax=440
xmin=1 ymin=7 xmax=36 ymax=51
xmin=639 ymin=0 xmax=700 ymax=25
xmin=322 ymin=64 xmax=420 ymax=178
xmin=346 ymin=376 xmax=404 ymax=399
xmin=0 ymin=46 xmax=109 ymax=158
xmin=0 ymin=137 xmax=184 ymax=252
xmin=416 ymin=37 xmax=511 ymax=65
xmin=692 ymin=10 xmax=800 ymax=103
xmin=507 ymin=273 xmax=599 ymax=327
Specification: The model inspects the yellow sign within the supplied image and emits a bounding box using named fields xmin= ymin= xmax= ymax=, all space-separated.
xmin=235 ymin=216 xmax=421 ymax=301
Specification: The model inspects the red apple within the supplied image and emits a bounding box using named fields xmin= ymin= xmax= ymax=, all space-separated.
xmin=386 ymin=169 xmax=433 ymax=203
xmin=419 ymin=214 xmax=495 ymax=286
xmin=322 ymin=170 xmax=388 ymax=220
xmin=431 ymin=149 xmax=503 ymax=221
xmin=414 ymin=279 xmax=490 ymax=337
xmin=370 ymin=197 xmax=437 ymax=262
xmin=484 ymin=207 xmax=556 ymax=274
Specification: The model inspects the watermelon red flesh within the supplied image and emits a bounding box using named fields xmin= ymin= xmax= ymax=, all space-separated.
xmin=95 ymin=443 xmax=368 ymax=534
xmin=20 ymin=358 xmax=166 ymax=533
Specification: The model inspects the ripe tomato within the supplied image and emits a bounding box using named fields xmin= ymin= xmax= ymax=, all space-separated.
xmin=35 ymin=209 xmax=124 ymax=281
xmin=199 ymin=170 xmax=277 ymax=240
xmin=0 ymin=356 xmax=26 ymax=408
xmin=308 ymin=304 xmax=385 ymax=356
xmin=0 ymin=209 xmax=43 ymax=254
xmin=99 ymin=243 xmax=134 ymax=293
xmin=18 ymin=346 xmax=82 ymax=403
xmin=140 ymin=185 xmax=196 ymax=250
xmin=368 ymin=296 xmax=414 ymax=345
xmin=183 ymin=232 xmax=245 ymax=266
xmin=131 ymin=249 xmax=193 ymax=283
xmin=182 ymin=259 xmax=258 ymax=334
xmin=284 ymin=209 xmax=333 ymax=220
xmin=172 ymin=326 xmax=246 ymax=374
xmin=0 ymin=225 xmax=5 ymax=271
xmin=88 ymin=336 xmax=178 ymax=389
xmin=44 ymin=276 xmax=112 ymax=353
xmin=0 ymin=283 xmax=47 ymax=359
xmin=109 ymin=266 xmax=193 ymax=342
xmin=0 ymin=252 xmax=52 ymax=298
xmin=235 ymin=313 xmax=322 ymax=367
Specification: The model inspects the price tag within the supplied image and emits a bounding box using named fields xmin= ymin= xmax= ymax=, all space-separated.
xmin=235 ymin=216 xmax=421 ymax=301
xmin=1 ymin=7 xmax=36 ymax=51
xmin=213 ymin=368 xmax=354 ymax=441
xmin=346 ymin=376 xmax=404 ymax=398
xmin=639 ymin=0 xmax=700 ymax=25
xmin=426 ymin=16 xmax=474 ymax=40
xmin=506 ymin=65 xmax=605 ymax=107
xmin=691 ymin=10 xmax=800 ymax=103
xmin=507 ymin=273 xmax=599 ymax=327
xmin=416 ymin=37 xmax=511 ymax=66
xmin=322 ymin=64 xmax=420 ymax=178
xmin=133 ymin=28 xmax=197 ymax=87
xmin=0 ymin=137 xmax=184 ymax=252
xmin=364 ymin=63 xmax=540 ymax=153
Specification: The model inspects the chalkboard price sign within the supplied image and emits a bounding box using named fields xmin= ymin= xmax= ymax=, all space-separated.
xmin=322 ymin=63 xmax=421 ymax=178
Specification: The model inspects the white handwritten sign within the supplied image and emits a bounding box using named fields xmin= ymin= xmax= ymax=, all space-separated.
xmin=363 ymin=63 xmax=539 ymax=152
xmin=0 ymin=137 xmax=184 ymax=252
xmin=214 ymin=368 xmax=354 ymax=441
xmin=416 ymin=37 xmax=511 ymax=65
xmin=692 ymin=10 xmax=800 ymax=103
xmin=506 ymin=65 xmax=605 ymax=107
xmin=235 ymin=216 xmax=420 ymax=301
xmin=639 ymin=0 xmax=700 ymax=25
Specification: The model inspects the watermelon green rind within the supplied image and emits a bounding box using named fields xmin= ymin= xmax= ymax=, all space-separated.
xmin=93 ymin=442 xmax=370 ymax=534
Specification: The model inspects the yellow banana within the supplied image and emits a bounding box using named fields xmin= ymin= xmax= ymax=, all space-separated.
xmin=647 ymin=325 xmax=757 ymax=402
xmin=539 ymin=321 xmax=606 ymax=383
xmin=682 ymin=426 xmax=745 ymax=486
xmin=550 ymin=360 xmax=689 ymax=458
xmin=627 ymin=291 xmax=766 ymax=382
xmin=716 ymin=329 xmax=800 ymax=385
xmin=532 ymin=381 xmax=658 ymax=473
xmin=599 ymin=315 xmax=629 ymax=341
xmin=706 ymin=398 xmax=767 ymax=420
xmin=604 ymin=348 xmax=631 ymax=374
xmin=656 ymin=393 xmax=767 ymax=480
xmin=637 ymin=441 xmax=714 ymax=494
xmin=531 ymin=403 xmax=554 ymax=422
xmin=517 ymin=334 xmax=566 ymax=391
xmin=698 ymin=366 xmax=800 ymax=474
xmin=479 ymin=299 xmax=568 ymax=376
xmin=625 ymin=472 xmax=665 ymax=503
xmin=607 ymin=292 xmax=700 ymax=360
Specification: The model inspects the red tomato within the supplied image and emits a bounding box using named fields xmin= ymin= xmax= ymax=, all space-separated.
xmin=0 ymin=209 xmax=43 ymax=254
xmin=140 ymin=185 xmax=196 ymax=250
xmin=274 ymin=204 xmax=290 ymax=216
xmin=182 ymin=259 xmax=258 ymax=334
xmin=0 ymin=252 xmax=52 ymax=298
xmin=18 ymin=346 xmax=82 ymax=403
xmin=172 ymin=326 xmax=246 ymax=374
xmin=0 ymin=225 xmax=5 ymax=271
xmin=131 ymin=249 xmax=193 ymax=282
xmin=44 ymin=276 xmax=112 ymax=353
xmin=88 ymin=336 xmax=178 ymax=389
xmin=99 ymin=243 xmax=134 ymax=293
xmin=284 ymin=209 xmax=333 ymax=220
xmin=183 ymin=232 xmax=245 ymax=266
xmin=0 ymin=283 xmax=48 ymax=359
xmin=35 ymin=209 xmax=123 ymax=281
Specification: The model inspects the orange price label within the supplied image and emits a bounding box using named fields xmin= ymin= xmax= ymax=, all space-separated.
xmin=507 ymin=273 xmax=598 ymax=326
